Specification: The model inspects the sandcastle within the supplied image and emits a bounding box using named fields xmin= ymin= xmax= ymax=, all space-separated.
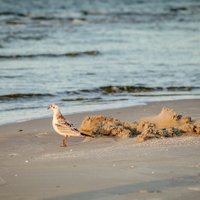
xmin=80 ymin=107 xmax=200 ymax=142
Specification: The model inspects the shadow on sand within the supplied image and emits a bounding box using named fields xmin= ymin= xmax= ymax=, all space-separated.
xmin=46 ymin=175 xmax=199 ymax=200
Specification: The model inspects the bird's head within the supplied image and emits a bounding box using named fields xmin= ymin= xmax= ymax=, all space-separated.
xmin=48 ymin=103 xmax=60 ymax=112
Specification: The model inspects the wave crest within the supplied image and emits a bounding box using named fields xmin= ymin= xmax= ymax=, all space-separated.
xmin=0 ymin=93 xmax=54 ymax=100
xmin=0 ymin=50 xmax=100 ymax=60
xmin=100 ymin=85 xmax=199 ymax=93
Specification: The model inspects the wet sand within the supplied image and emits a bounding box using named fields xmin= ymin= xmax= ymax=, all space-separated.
xmin=0 ymin=99 xmax=200 ymax=200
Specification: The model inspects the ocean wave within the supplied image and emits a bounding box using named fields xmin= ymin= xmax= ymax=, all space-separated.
xmin=99 ymin=86 xmax=200 ymax=93
xmin=62 ymin=85 xmax=200 ymax=96
xmin=1 ymin=4 xmax=198 ymax=26
xmin=0 ymin=11 xmax=27 ymax=17
xmin=4 ymin=35 xmax=45 ymax=41
xmin=0 ymin=75 xmax=24 ymax=78
xmin=80 ymin=6 xmax=199 ymax=24
xmin=0 ymin=93 xmax=54 ymax=101
xmin=61 ymin=97 xmax=129 ymax=103
xmin=134 ymin=93 xmax=200 ymax=97
xmin=62 ymin=97 xmax=102 ymax=102
xmin=31 ymin=15 xmax=87 ymax=23
xmin=0 ymin=50 xmax=100 ymax=59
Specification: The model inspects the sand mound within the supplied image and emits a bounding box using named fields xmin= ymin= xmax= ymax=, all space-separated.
xmin=80 ymin=107 xmax=200 ymax=142
xmin=80 ymin=115 xmax=139 ymax=138
xmin=139 ymin=107 xmax=192 ymax=129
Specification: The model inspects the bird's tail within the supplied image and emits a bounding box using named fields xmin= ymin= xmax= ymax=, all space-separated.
xmin=80 ymin=132 xmax=94 ymax=138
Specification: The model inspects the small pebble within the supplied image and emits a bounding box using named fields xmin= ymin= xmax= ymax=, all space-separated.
xmin=25 ymin=160 xmax=29 ymax=163
xmin=70 ymin=149 xmax=73 ymax=152
xmin=151 ymin=171 xmax=155 ymax=174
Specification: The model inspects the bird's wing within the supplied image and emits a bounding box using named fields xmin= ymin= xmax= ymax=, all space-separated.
xmin=55 ymin=115 xmax=81 ymax=136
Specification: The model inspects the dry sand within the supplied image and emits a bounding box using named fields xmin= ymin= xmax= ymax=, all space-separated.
xmin=0 ymin=99 xmax=200 ymax=200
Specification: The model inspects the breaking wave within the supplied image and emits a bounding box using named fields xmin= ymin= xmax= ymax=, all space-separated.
xmin=1 ymin=85 xmax=199 ymax=102
xmin=98 ymin=85 xmax=200 ymax=94
xmin=0 ymin=50 xmax=101 ymax=60
xmin=0 ymin=93 xmax=54 ymax=101
xmin=62 ymin=97 xmax=102 ymax=102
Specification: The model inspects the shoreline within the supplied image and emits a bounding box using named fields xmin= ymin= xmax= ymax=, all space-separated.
xmin=1 ymin=98 xmax=200 ymax=128
xmin=1 ymin=97 xmax=200 ymax=126
xmin=0 ymin=99 xmax=200 ymax=200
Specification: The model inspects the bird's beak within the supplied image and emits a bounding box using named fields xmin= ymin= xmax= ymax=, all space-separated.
xmin=48 ymin=105 xmax=51 ymax=110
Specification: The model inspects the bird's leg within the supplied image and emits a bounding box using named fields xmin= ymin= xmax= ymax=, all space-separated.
xmin=64 ymin=136 xmax=68 ymax=146
xmin=60 ymin=136 xmax=68 ymax=147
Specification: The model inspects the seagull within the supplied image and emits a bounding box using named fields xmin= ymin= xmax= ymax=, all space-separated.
xmin=48 ymin=103 xmax=92 ymax=147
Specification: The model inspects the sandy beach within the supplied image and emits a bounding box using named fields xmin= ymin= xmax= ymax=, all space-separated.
xmin=1 ymin=1 xmax=200 ymax=199
xmin=0 ymin=99 xmax=200 ymax=200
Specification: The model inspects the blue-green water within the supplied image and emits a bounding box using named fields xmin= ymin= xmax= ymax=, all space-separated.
xmin=0 ymin=0 xmax=200 ymax=124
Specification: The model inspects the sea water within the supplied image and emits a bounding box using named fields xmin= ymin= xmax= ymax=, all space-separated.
xmin=0 ymin=0 xmax=200 ymax=124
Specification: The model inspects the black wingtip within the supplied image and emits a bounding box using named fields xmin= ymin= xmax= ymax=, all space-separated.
xmin=81 ymin=132 xmax=95 ymax=138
